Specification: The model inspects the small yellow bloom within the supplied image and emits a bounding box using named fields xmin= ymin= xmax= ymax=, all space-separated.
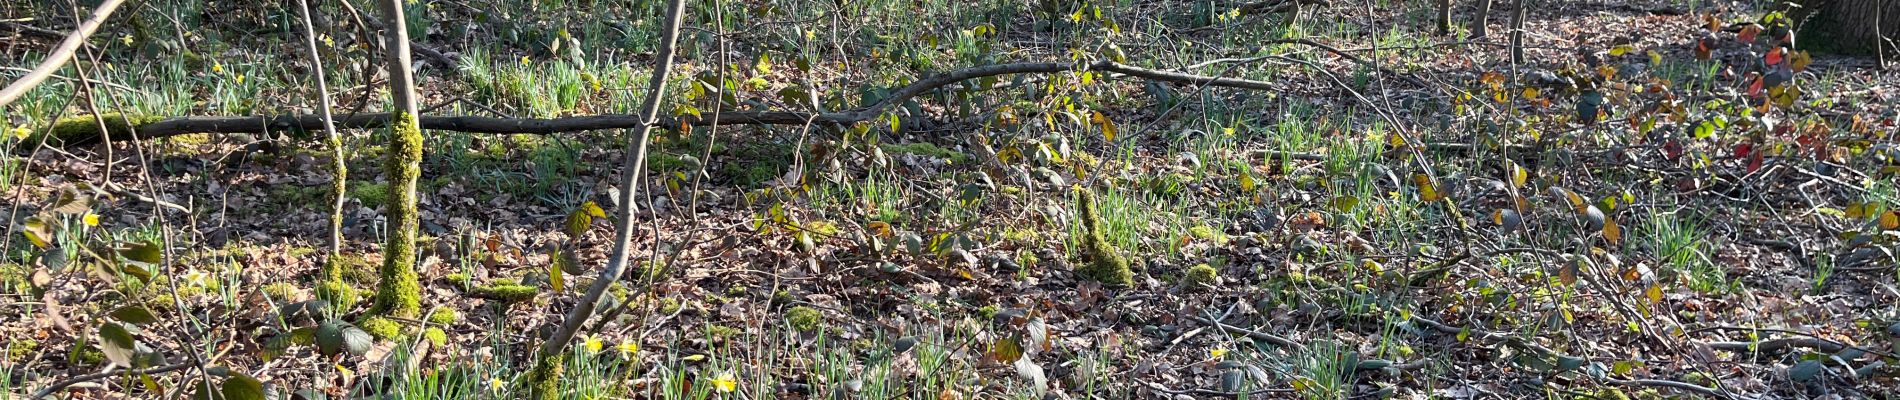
xmin=582 ymin=334 xmax=603 ymax=352
xmin=1209 ymin=347 xmax=1228 ymax=359
xmin=520 ymin=56 xmax=531 ymax=66
xmin=710 ymin=372 xmax=737 ymax=393
xmin=490 ymin=377 xmax=507 ymax=392
xmin=211 ymin=62 xmax=223 ymax=74
xmin=10 ymin=126 xmax=29 ymax=140
xmin=83 ymin=213 xmax=99 ymax=227
xmin=234 ymin=74 xmax=245 ymax=84
xmin=121 ymin=34 xmax=134 ymax=45
xmin=616 ymin=340 xmax=638 ymax=358
xmin=320 ymin=34 xmax=334 ymax=48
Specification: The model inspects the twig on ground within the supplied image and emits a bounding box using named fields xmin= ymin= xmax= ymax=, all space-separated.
xmin=1187 ymin=315 xmax=1306 ymax=351
xmin=29 ymin=362 xmax=196 ymax=399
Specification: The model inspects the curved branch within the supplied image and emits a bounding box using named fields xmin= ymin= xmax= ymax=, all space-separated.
xmin=0 ymin=0 xmax=128 ymax=108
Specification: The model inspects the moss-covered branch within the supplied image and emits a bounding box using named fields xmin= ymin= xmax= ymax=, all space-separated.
xmin=23 ymin=59 xmax=1291 ymax=146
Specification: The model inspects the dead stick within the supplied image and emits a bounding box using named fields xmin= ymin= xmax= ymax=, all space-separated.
xmin=0 ymin=0 xmax=127 ymax=108
xmin=30 ymin=363 xmax=195 ymax=399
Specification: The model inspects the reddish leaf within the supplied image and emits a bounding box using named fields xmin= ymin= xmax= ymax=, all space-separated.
xmin=1738 ymin=25 xmax=1762 ymax=42
xmin=1747 ymin=151 xmax=1764 ymax=173
xmin=1733 ymin=143 xmax=1754 ymax=159
xmin=1663 ymin=140 xmax=1683 ymax=160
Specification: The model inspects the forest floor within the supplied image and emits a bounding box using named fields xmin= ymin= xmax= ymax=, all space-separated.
xmin=4 ymin=0 xmax=1900 ymax=399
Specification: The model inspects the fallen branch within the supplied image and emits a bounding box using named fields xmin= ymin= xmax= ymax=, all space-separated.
xmin=1603 ymin=378 xmax=1737 ymax=399
xmin=1237 ymin=0 xmax=1330 ymax=15
xmin=29 ymin=362 xmax=195 ymax=399
xmin=33 ymin=59 xmax=1282 ymax=145
xmin=1692 ymin=326 xmax=1900 ymax=359
xmin=0 ymin=20 xmax=68 ymax=40
xmin=0 ymin=0 xmax=127 ymax=108
xmin=1188 ymin=315 xmax=1306 ymax=351
xmin=1400 ymin=307 xmax=1561 ymax=357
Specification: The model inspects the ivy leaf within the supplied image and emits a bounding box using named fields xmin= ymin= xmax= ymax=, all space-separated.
xmin=1644 ymin=284 xmax=1663 ymax=305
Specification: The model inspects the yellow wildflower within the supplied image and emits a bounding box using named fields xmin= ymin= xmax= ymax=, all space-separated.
xmin=710 ymin=372 xmax=737 ymax=393
xmin=616 ymin=339 xmax=638 ymax=359
xmin=1209 ymin=347 xmax=1228 ymax=359
xmin=84 ymin=213 xmax=99 ymax=227
xmin=582 ymin=334 xmax=603 ymax=352
xmin=211 ymin=62 xmax=223 ymax=74
xmin=10 ymin=126 xmax=29 ymax=140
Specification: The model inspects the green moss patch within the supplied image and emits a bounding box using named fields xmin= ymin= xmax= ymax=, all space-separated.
xmin=470 ymin=281 xmax=538 ymax=303
xmin=785 ymin=306 xmax=823 ymax=332
xmin=1184 ymin=264 xmax=1218 ymax=290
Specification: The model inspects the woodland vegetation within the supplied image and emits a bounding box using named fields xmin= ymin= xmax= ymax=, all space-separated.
xmin=2 ymin=0 xmax=1899 ymax=399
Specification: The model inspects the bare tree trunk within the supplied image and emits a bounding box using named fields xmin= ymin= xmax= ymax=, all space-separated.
xmin=1436 ymin=0 xmax=1453 ymax=35
xmin=295 ymin=0 xmax=356 ymax=312
xmin=526 ymin=0 xmax=688 ymax=397
xmin=1508 ymin=0 xmax=1526 ymax=64
xmin=368 ymin=0 xmax=424 ymax=320
xmin=1471 ymin=0 xmax=1492 ymax=38
xmin=294 ymin=0 xmax=344 ymax=263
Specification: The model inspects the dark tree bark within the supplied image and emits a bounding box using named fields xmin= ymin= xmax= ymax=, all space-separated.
xmin=1472 ymin=0 xmax=1493 ymax=38
xmin=1436 ymin=0 xmax=1453 ymax=35
xmin=1791 ymin=0 xmax=1899 ymax=56
xmin=1508 ymin=0 xmax=1526 ymax=64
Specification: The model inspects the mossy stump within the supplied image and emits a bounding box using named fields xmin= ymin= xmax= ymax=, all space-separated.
xmin=1075 ymin=188 xmax=1133 ymax=286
